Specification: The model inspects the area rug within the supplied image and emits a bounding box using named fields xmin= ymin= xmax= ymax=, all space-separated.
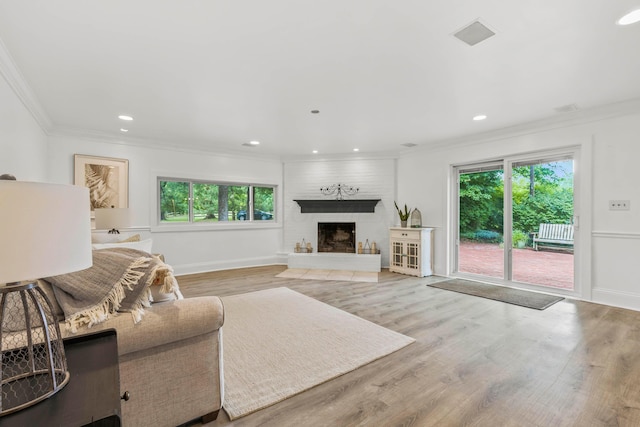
xmin=276 ymin=268 xmax=378 ymax=283
xmin=428 ymin=279 xmax=564 ymax=310
xmin=221 ymin=287 xmax=415 ymax=420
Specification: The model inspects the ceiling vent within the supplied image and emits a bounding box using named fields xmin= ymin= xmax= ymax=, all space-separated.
xmin=554 ymin=104 xmax=579 ymax=113
xmin=453 ymin=20 xmax=496 ymax=46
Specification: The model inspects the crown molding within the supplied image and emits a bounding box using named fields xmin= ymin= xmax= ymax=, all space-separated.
xmin=406 ymin=97 xmax=640 ymax=155
xmin=50 ymin=124 xmax=400 ymax=163
xmin=0 ymin=37 xmax=52 ymax=130
xmin=281 ymin=150 xmax=400 ymax=163
xmin=3 ymin=24 xmax=638 ymax=161
xmin=48 ymin=125 xmax=283 ymax=162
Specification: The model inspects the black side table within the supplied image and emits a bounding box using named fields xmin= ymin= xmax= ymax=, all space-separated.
xmin=2 ymin=329 xmax=121 ymax=426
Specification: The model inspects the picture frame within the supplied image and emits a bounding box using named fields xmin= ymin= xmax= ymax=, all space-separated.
xmin=74 ymin=154 xmax=129 ymax=213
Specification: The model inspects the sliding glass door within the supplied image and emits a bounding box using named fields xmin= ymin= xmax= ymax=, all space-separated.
xmin=510 ymin=158 xmax=574 ymax=290
xmin=455 ymin=152 xmax=575 ymax=291
xmin=457 ymin=163 xmax=505 ymax=280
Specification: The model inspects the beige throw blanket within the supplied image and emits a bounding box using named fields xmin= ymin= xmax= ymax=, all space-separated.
xmin=46 ymin=247 xmax=178 ymax=332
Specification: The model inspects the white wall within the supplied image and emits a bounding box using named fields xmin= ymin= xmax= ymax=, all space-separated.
xmin=6 ymin=51 xmax=640 ymax=310
xmin=398 ymin=110 xmax=640 ymax=310
xmin=590 ymin=113 xmax=640 ymax=310
xmin=46 ymin=135 xmax=284 ymax=275
xmin=0 ymin=73 xmax=48 ymax=181
xmin=283 ymin=157 xmax=397 ymax=266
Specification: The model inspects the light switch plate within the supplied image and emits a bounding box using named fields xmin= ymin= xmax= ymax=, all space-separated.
xmin=609 ymin=200 xmax=630 ymax=210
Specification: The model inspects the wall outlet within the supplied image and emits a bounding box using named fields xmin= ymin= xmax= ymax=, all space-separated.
xmin=609 ymin=200 xmax=630 ymax=211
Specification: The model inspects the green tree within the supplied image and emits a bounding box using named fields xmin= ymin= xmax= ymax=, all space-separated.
xmin=459 ymin=170 xmax=504 ymax=234
xmin=254 ymin=187 xmax=274 ymax=213
xmin=512 ymin=161 xmax=573 ymax=233
xmin=218 ymin=185 xmax=229 ymax=221
xmin=513 ymin=191 xmax=573 ymax=232
xmin=459 ymin=160 xmax=573 ymax=243
xmin=160 ymin=181 xmax=189 ymax=221
xmin=193 ymin=183 xmax=218 ymax=221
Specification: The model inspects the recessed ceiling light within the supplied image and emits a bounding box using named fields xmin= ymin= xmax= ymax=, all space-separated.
xmin=473 ymin=114 xmax=487 ymax=121
xmin=311 ymin=110 xmax=320 ymax=114
xmin=554 ymin=104 xmax=579 ymax=113
xmin=312 ymin=150 xmax=318 ymax=154
xmin=353 ymin=148 xmax=360 ymax=152
xmin=120 ymin=128 xmax=129 ymax=132
xmin=617 ymin=9 xmax=640 ymax=25
xmin=118 ymin=115 xmax=133 ymax=121
xmin=242 ymin=141 xmax=261 ymax=147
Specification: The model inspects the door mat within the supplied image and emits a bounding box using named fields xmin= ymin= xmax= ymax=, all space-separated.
xmin=428 ymin=279 xmax=564 ymax=310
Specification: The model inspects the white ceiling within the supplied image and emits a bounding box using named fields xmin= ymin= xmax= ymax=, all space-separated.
xmin=1 ymin=1 xmax=639 ymax=157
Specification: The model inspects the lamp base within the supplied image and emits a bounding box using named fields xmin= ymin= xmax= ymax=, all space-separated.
xmin=1 ymin=282 xmax=70 ymax=416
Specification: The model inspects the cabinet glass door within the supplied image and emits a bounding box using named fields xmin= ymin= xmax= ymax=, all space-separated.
xmin=391 ymin=241 xmax=404 ymax=267
xmin=406 ymin=242 xmax=419 ymax=270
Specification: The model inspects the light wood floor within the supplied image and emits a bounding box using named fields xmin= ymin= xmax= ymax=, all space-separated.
xmin=178 ymin=265 xmax=640 ymax=427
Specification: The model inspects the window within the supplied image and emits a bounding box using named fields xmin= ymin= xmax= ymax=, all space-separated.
xmin=159 ymin=179 xmax=275 ymax=223
xmin=252 ymin=186 xmax=275 ymax=221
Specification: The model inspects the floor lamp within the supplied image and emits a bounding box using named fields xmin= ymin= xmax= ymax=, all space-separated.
xmin=0 ymin=179 xmax=92 ymax=416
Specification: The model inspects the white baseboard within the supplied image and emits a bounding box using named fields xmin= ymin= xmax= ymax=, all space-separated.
xmin=592 ymin=287 xmax=640 ymax=312
xmin=173 ymin=256 xmax=285 ymax=276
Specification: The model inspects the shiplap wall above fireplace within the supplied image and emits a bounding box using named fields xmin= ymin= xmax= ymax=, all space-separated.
xmin=283 ymin=157 xmax=396 ymax=267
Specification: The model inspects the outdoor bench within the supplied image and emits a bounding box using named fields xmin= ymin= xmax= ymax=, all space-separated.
xmin=532 ymin=223 xmax=574 ymax=251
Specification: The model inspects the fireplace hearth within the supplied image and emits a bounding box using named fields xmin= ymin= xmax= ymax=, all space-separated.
xmin=317 ymin=222 xmax=356 ymax=253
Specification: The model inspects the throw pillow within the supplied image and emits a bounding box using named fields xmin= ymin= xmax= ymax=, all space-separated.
xmin=150 ymin=284 xmax=184 ymax=303
xmin=148 ymin=255 xmax=183 ymax=303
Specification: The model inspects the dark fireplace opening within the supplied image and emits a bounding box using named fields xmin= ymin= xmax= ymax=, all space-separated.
xmin=317 ymin=222 xmax=356 ymax=253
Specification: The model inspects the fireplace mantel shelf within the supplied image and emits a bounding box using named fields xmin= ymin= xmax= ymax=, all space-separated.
xmin=294 ymin=199 xmax=381 ymax=213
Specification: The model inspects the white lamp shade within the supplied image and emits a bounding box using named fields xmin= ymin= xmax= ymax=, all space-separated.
xmin=0 ymin=181 xmax=93 ymax=284
xmin=94 ymin=207 xmax=131 ymax=230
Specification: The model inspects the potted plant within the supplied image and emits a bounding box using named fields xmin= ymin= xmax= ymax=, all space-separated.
xmin=394 ymin=202 xmax=412 ymax=227
xmin=513 ymin=230 xmax=528 ymax=248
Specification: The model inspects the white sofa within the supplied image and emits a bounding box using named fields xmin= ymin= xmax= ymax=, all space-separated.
xmin=35 ymin=232 xmax=225 ymax=426
xmin=59 ymin=294 xmax=225 ymax=426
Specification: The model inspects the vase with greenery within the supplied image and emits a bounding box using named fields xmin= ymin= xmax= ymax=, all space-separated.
xmin=394 ymin=202 xmax=412 ymax=227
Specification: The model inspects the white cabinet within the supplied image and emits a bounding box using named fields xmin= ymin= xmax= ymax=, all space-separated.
xmin=389 ymin=227 xmax=434 ymax=277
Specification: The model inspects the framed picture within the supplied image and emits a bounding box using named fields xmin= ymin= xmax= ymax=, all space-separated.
xmin=74 ymin=154 xmax=129 ymax=212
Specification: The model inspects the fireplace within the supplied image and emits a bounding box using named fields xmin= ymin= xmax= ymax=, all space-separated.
xmin=317 ymin=222 xmax=356 ymax=253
